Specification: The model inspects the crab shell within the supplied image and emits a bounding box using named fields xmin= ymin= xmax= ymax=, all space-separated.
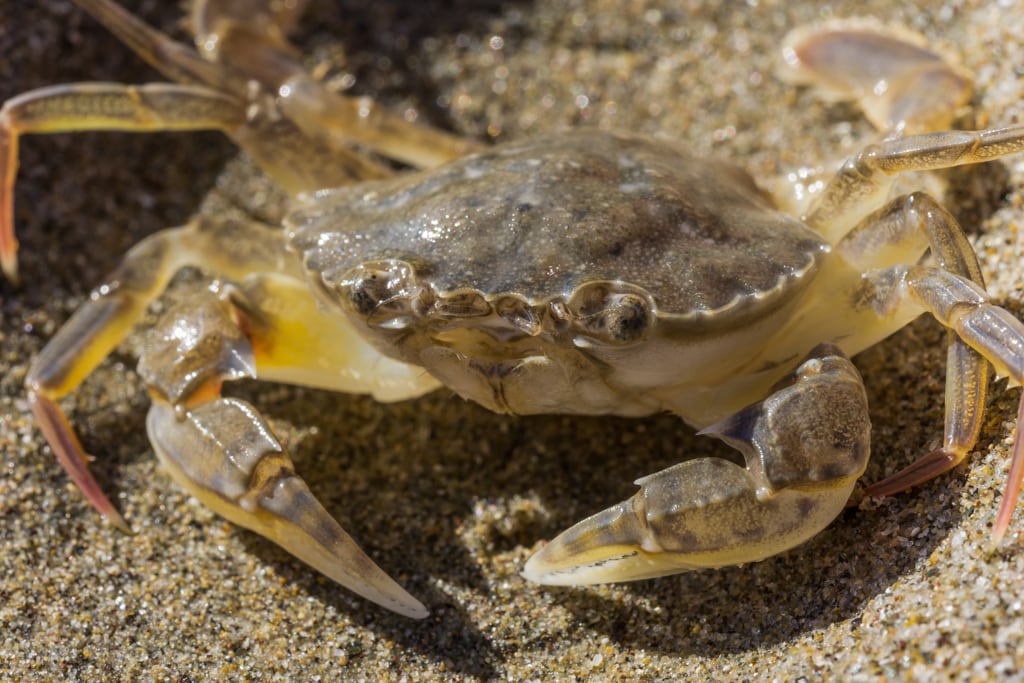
xmin=289 ymin=131 xmax=826 ymax=423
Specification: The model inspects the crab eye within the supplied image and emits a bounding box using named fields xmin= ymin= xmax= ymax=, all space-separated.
xmin=337 ymin=260 xmax=419 ymax=321
xmin=568 ymin=282 xmax=654 ymax=345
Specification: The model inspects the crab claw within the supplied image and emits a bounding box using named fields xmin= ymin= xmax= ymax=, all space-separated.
xmin=147 ymin=398 xmax=428 ymax=619
xmin=523 ymin=345 xmax=870 ymax=585
xmin=521 ymin=458 xmax=859 ymax=585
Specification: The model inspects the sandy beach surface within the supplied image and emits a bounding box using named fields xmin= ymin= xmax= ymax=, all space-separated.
xmin=2 ymin=1 xmax=1023 ymax=680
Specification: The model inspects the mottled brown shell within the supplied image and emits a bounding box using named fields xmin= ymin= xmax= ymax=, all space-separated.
xmin=287 ymin=130 xmax=827 ymax=324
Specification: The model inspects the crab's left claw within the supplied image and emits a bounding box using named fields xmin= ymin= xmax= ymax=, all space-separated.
xmin=523 ymin=345 xmax=871 ymax=585
xmin=147 ymin=398 xmax=429 ymax=619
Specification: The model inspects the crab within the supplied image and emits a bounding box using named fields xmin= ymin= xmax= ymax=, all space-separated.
xmin=3 ymin=0 xmax=1024 ymax=619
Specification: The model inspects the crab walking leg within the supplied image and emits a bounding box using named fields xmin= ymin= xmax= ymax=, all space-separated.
xmin=857 ymin=337 xmax=990 ymax=489
xmin=0 ymin=83 xmax=244 ymax=282
xmin=837 ymin=192 xmax=1024 ymax=535
xmin=999 ymin=396 xmax=1024 ymax=543
xmin=25 ymin=218 xmax=295 ymax=526
xmin=190 ymin=0 xmax=311 ymax=40
xmin=523 ymin=345 xmax=870 ymax=585
xmin=72 ymin=0 xmax=482 ymax=169
xmin=804 ymin=123 xmax=1024 ymax=243
xmin=0 ymin=77 xmax=402 ymax=284
xmin=138 ymin=277 xmax=437 ymax=617
xmin=838 ymin=192 xmax=990 ymax=495
xmin=875 ymin=264 xmax=1024 ymax=538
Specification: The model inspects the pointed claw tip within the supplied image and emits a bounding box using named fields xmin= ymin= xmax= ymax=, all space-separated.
xmin=992 ymin=490 xmax=1018 ymax=547
xmin=401 ymin=600 xmax=430 ymax=620
xmin=105 ymin=509 xmax=132 ymax=535
xmin=1 ymin=250 xmax=18 ymax=285
xmin=521 ymin=535 xmax=660 ymax=586
xmin=520 ymin=551 xmax=548 ymax=585
xmin=520 ymin=540 xmax=572 ymax=586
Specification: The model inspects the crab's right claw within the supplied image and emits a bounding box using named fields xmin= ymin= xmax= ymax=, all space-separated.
xmin=523 ymin=345 xmax=871 ymax=585
xmin=147 ymin=397 xmax=428 ymax=619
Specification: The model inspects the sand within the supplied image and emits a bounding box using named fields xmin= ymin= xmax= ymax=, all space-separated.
xmin=2 ymin=0 xmax=1023 ymax=680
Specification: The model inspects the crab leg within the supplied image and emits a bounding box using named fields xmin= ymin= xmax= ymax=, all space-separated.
xmin=0 ymin=83 xmax=245 ymax=282
xmin=854 ymin=263 xmax=1024 ymax=539
xmin=837 ymin=193 xmax=989 ymax=490
xmin=72 ymin=0 xmax=481 ymax=169
xmin=781 ymin=21 xmax=973 ymax=135
xmin=805 ymin=123 xmax=1024 ymax=243
xmin=834 ymin=190 xmax=1024 ymax=537
xmin=0 ymin=77 xmax=392 ymax=283
xmin=190 ymin=0 xmax=311 ymax=41
xmin=998 ymin=396 xmax=1024 ymax=542
xmin=3 ymin=0 xmax=484 ymax=284
xmin=523 ymin=345 xmax=871 ymax=584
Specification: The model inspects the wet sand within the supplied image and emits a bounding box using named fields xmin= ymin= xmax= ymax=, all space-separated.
xmin=2 ymin=1 xmax=1023 ymax=680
